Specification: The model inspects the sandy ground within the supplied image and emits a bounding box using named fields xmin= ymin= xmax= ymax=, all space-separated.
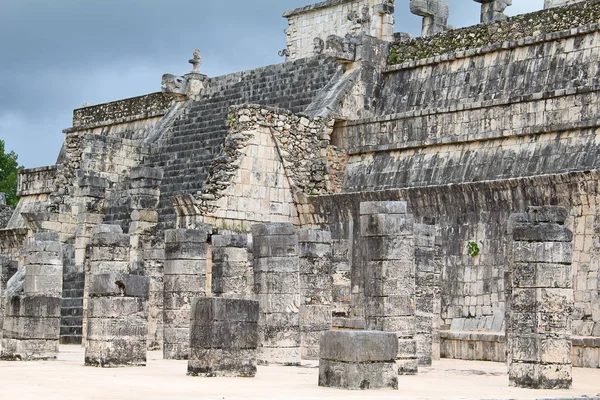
xmin=0 ymin=345 xmax=599 ymax=400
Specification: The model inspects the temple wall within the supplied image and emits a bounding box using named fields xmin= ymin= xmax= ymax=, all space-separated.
xmin=310 ymin=171 xmax=600 ymax=339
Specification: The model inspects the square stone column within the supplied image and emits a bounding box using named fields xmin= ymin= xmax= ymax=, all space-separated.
xmin=187 ymin=297 xmax=259 ymax=377
xmin=414 ymin=223 xmax=441 ymax=366
xmin=508 ymin=206 xmax=573 ymax=389
xmin=1 ymin=232 xmax=63 ymax=360
xmin=83 ymin=225 xmax=130 ymax=344
xmin=127 ymin=166 xmax=163 ymax=350
xmin=211 ymin=234 xmax=253 ymax=299
xmin=298 ymin=228 xmax=332 ymax=360
xmin=360 ymin=201 xmax=418 ymax=375
xmin=251 ymin=223 xmax=300 ymax=366
xmin=85 ymin=273 xmax=150 ymax=367
xmin=163 ymin=228 xmax=208 ymax=359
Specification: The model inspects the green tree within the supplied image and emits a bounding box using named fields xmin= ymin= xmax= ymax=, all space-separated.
xmin=0 ymin=140 xmax=23 ymax=207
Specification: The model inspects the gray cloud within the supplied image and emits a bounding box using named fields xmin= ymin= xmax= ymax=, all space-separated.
xmin=0 ymin=0 xmax=543 ymax=168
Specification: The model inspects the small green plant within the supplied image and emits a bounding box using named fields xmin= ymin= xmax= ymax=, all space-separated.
xmin=226 ymin=117 xmax=234 ymax=126
xmin=467 ymin=241 xmax=480 ymax=258
xmin=389 ymin=47 xmax=399 ymax=64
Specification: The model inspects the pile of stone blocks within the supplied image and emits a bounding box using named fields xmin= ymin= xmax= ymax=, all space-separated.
xmin=188 ymin=297 xmax=259 ymax=377
xmin=298 ymin=228 xmax=333 ymax=360
xmin=163 ymin=228 xmax=208 ymax=359
xmin=360 ymin=201 xmax=418 ymax=375
xmin=252 ymin=223 xmax=301 ymax=365
xmin=319 ymin=330 xmax=399 ymax=390
xmin=212 ymin=234 xmax=253 ymax=299
xmin=85 ymin=273 xmax=150 ymax=367
xmin=508 ymin=206 xmax=574 ymax=389
xmin=0 ymin=232 xmax=63 ymax=360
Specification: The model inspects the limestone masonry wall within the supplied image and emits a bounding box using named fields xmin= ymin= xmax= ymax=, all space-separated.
xmin=310 ymin=171 xmax=600 ymax=338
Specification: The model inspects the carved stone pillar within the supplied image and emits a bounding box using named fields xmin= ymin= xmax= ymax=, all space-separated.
xmin=1 ymin=232 xmax=63 ymax=360
xmin=410 ymin=0 xmax=449 ymax=37
xmin=474 ymin=0 xmax=512 ymax=23
xmin=298 ymin=228 xmax=333 ymax=360
xmin=163 ymin=228 xmax=209 ymax=360
xmin=251 ymin=223 xmax=300 ymax=366
xmin=508 ymin=206 xmax=573 ymax=389
xmin=360 ymin=201 xmax=418 ymax=375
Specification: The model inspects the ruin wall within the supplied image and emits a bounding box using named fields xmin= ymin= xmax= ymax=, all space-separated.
xmin=310 ymin=171 xmax=600 ymax=339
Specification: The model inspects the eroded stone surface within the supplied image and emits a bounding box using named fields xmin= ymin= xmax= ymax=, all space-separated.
xmin=508 ymin=206 xmax=574 ymax=389
xmin=319 ymin=330 xmax=398 ymax=390
xmin=252 ymin=223 xmax=300 ymax=366
xmin=0 ymin=232 xmax=62 ymax=361
xmin=187 ymin=297 xmax=259 ymax=377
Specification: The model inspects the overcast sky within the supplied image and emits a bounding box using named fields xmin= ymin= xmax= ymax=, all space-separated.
xmin=0 ymin=0 xmax=543 ymax=169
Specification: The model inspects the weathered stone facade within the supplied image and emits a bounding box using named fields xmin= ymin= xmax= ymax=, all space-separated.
xmin=2 ymin=0 xmax=600 ymax=386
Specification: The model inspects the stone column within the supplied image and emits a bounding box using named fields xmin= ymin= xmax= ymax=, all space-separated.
xmin=360 ymin=201 xmax=418 ymax=375
xmin=85 ymin=274 xmax=150 ymax=367
xmin=187 ymin=297 xmax=259 ymax=377
xmin=508 ymin=206 xmax=573 ymax=389
xmin=414 ymin=223 xmax=441 ymax=366
xmin=298 ymin=228 xmax=332 ymax=360
xmin=83 ymin=225 xmax=129 ymax=343
xmin=75 ymin=174 xmax=108 ymax=346
xmin=1 ymin=232 xmax=63 ymax=360
xmin=127 ymin=166 xmax=163 ymax=350
xmin=251 ymin=223 xmax=300 ymax=366
xmin=410 ymin=0 xmax=449 ymax=37
xmin=163 ymin=228 xmax=208 ymax=359
xmin=473 ymin=0 xmax=511 ymax=23
xmin=212 ymin=234 xmax=253 ymax=299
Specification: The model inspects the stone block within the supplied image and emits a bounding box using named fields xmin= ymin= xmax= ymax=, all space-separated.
xmin=164 ymin=259 xmax=206 ymax=275
xmin=165 ymin=229 xmax=208 ymax=244
xmin=527 ymin=206 xmax=568 ymax=224
xmin=88 ymin=273 xmax=150 ymax=298
xmin=513 ymin=224 xmax=572 ymax=243
xmin=251 ymin=223 xmax=296 ymax=237
xmin=187 ymin=297 xmax=259 ymax=377
xmin=509 ymin=362 xmax=572 ymax=389
xmin=254 ymin=257 xmax=299 ymax=273
xmin=319 ymin=330 xmax=398 ymax=390
xmin=360 ymin=214 xmax=414 ymax=237
xmin=319 ymin=359 xmax=398 ymax=390
xmin=359 ymin=201 xmax=408 ymax=216
xmin=512 ymin=263 xmax=572 ymax=288
xmin=364 ymin=237 xmax=415 ymax=261
xmin=252 ymin=236 xmax=298 ymax=258
xmin=319 ymin=330 xmax=397 ymax=362
xmin=85 ymin=274 xmax=149 ymax=367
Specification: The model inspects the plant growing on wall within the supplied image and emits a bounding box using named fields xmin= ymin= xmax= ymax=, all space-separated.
xmin=467 ymin=240 xmax=480 ymax=258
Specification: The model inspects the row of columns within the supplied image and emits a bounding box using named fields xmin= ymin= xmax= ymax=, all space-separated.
xmin=0 ymin=201 xmax=575 ymax=391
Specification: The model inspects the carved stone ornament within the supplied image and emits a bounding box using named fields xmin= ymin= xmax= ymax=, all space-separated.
xmin=161 ymin=73 xmax=188 ymax=94
xmin=278 ymin=48 xmax=291 ymax=57
xmin=325 ymin=34 xmax=357 ymax=62
xmin=314 ymin=37 xmax=325 ymax=55
xmin=189 ymin=49 xmax=202 ymax=73
xmin=348 ymin=6 xmax=371 ymax=24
